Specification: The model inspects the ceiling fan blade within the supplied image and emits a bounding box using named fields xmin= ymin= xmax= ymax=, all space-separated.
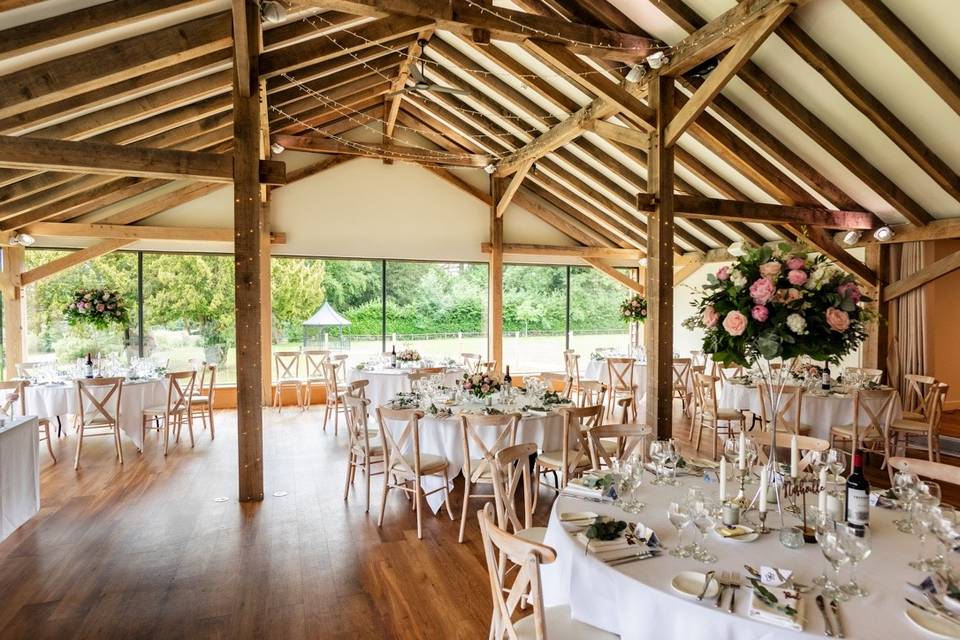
xmin=429 ymin=85 xmax=470 ymax=96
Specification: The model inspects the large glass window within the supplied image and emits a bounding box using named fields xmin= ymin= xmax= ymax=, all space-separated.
xmin=272 ymin=257 xmax=382 ymax=361
xmin=569 ymin=265 xmax=634 ymax=356
xmin=24 ymin=249 xmax=140 ymax=367
xmin=502 ymin=264 xmax=566 ymax=373
xmin=385 ymin=261 xmax=487 ymax=362
xmin=142 ymin=253 xmax=236 ymax=383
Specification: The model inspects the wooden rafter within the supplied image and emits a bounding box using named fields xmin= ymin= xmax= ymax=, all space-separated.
xmin=586 ymin=120 xmax=648 ymax=149
xmin=883 ymin=250 xmax=960 ymax=302
xmin=20 ymin=240 xmax=134 ymax=286
xmin=22 ymin=222 xmax=286 ymax=244
xmin=271 ymin=134 xmax=491 ymax=167
xmin=495 ymin=159 xmax=533 ymax=218
xmin=384 ymin=29 xmax=435 ymax=139
xmin=842 ymin=218 xmax=960 ymax=248
xmin=583 ymin=258 xmax=644 ymax=293
xmin=480 ymin=242 xmax=644 ymax=262
xmin=636 ymin=194 xmax=877 ymax=229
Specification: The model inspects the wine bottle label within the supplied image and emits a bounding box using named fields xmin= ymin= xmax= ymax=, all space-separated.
xmin=847 ymin=489 xmax=870 ymax=525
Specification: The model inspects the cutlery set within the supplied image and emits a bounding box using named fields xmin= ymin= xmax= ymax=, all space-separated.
xmin=714 ymin=571 xmax=741 ymax=613
xmin=815 ymin=594 xmax=844 ymax=637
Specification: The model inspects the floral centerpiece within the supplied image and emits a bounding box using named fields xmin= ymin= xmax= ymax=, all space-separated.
xmin=460 ymin=371 xmax=502 ymax=399
xmin=396 ymin=348 xmax=421 ymax=363
xmin=620 ymin=294 xmax=648 ymax=323
xmin=64 ymin=289 xmax=129 ymax=330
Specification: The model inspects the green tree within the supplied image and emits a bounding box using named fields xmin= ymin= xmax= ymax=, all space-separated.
xmin=271 ymin=257 xmax=325 ymax=343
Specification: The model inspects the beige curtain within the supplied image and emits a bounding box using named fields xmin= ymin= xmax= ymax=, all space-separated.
xmin=887 ymin=242 xmax=929 ymax=398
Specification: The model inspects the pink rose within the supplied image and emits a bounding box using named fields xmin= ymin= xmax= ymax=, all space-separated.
xmin=96 ymin=303 xmax=105 ymax=312
xmin=716 ymin=266 xmax=730 ymax=281
xmin=703 ymin=305 xmax=720 ymax=328
xmin=786 ymin=288 xmax=802 ymax=303
xmin=787 ymin=269 xmax=808 ymax=286
xmin=751 ymin=305 xmax=769 ymax=322
xmin=826 ymin=307 xmax=850 ymax=332
xmin=722 ymin=310 xmax=748 ymax=336
xmin=786 ymin=257 xmax=806 ymax=270
xmin=837 ymin=282 xmax=861 ymax=303
xmin=759 ymin=261 xmax=782 ymax=279
xmin=749 ymin=277 xmax=776 ymax=305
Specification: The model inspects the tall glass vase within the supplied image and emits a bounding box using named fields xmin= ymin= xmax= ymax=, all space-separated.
xmin=752 ymin=356 xmax=796 ymax=526
xmin=629 ymin=321 xmax=642 ymax=359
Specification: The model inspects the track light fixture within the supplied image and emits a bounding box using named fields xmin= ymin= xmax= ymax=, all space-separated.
xmin=260 ymin=1 xmax=287 ymax=24
xmin=842 ymin=230 xmax=862 ymax=246
xmin=270 ymin=142 xmax=285 ymax=155
xmin=625 ymin=64 xmax=645 ymax=83
xmin=873 ymin=226 xmax=895 ymax=242
xmin=646 ymin=51 xmax=669 ymax=70
xmin=483 ymin=163 xmax=496 ymax=175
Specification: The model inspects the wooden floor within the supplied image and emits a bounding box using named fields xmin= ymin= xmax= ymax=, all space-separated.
xmin=2 ymin=407 xmax=958 ymax=639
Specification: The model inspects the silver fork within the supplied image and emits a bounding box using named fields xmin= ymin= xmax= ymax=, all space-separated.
xmin=728 ymin=573 xmax=741 ymax=613
xmin=715 ymin=571 xmax=729 ymax=608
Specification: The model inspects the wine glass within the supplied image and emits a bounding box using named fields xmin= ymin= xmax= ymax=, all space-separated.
xmin=667 ymin=501 xmax=692 ymax=558
xmin=649 ymin=440 xmax=668 ymax=486
xmin=838 ymin=523 xmax=872 ymax=597
xmin=690 ymin=499 xmax=718 ymax=563
xmin=929 ymin=505 xmax=958 ymax=572
xmin=892 ymin=470 xmax=921 ymax=533
xmin=825 ymin=448 xmax=847 ymax=483
xmin=909 ymin=481 xmax=942 ymax=570
xmin=662 ymin=439 xmax=681 ymax=487
xmin=816 ymin=525 xmax=850 ymax=601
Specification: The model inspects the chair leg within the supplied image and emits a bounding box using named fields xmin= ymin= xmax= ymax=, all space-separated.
xmin=114 ymin=424 xmax=124 ymax=464
xmin=364 ymin=458 xmax=372 ymax=513
xmin=163 ymin=416 xmax=170 ymax=457
xmin=207 ymin=407 xmax=215 ymax=440
xmin=377 ymin=473 xmax=390 ymax=528
xmin=57 ymin=416 xmax=63 ymax=438
xmin=322 ymin=402 xmax=330 ymax=432
xmin=443 ymin=469 xmax=454 ymax=521
xmin=414 ymin=478 xmax=424 ymax=540
xmin=343 ymin=451 xmax=354 ymax=501
xmin=43 ymin=422 xmax=56 ymax=463
xmin=458 ymin=477 xmax=471 ymax=543
xmin=74 ymin=423 xmax=84 ymax=470
xmin=333 ymin=398 xmax=340 ymax=436
xmin=186 ymin=412 xmax=195 ymax=448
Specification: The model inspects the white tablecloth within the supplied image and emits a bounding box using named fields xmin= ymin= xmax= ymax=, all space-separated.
xmin=22 ymin=379 xmax=168 ymax=450
xmin=544 ymin=475 xmax=928 ymax=639
xmin=349 ymin=368 xmax=462 ymax=412
xmin=381 ymin=411 xmax=569 ymax=512
xmin=719 ymin=383 xmax=902 ymax=441
xmin=0 ymin=417 xmax=39 ymax=542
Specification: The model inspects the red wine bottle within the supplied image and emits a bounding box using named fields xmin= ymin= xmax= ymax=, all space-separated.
xmin=85 ymin=353 xmax=94 ymax=379
xmin=845 ymin=450 xmax=870 ymax=535
xmin=503 ymin=365 xmax=512 ymax=386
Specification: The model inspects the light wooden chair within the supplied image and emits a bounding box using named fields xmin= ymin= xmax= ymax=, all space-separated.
xmin=142 ymin=370 xmax=196 ymax=456
xmin=490 ymin=442 xmax=544 ymax=544
xmin=480 ymin=361 xmax=498 ymax=374
xmin=189 ymin=364 xmax=216 ymax=440
xmin=605 ymin=357 xmax=638 ymax=421
xmin=690 ymin=350 xmax=705 ymax=368
xmin=903 ymin=374 xmax=938 ymax=422
xmin=564 ymin=350 xmax=597 ymax=403
xmin=533 ymin=404 xmax=603 ymax=507
xmin=889 ymin=383 xmax=949 ymax=463
xmin=407 ymin=370 xmax=432 ymax=385
xmin=757 ymin=383 xmax=813 ymax=435
xmin=273 ymin=351 xmax=304 ymax=412
xmin=303 ymin=349 xmax=330 ymax=407
xmin=843 ymin=367 xmax=883 ymax=384
xmin=0 ymin=381 xmax=55 ymax=462
xmin=537 ymin=372 xmax=572 ymax=399
xmin=588 ymin=423 xmax=651 ymax=471
xmin=578 ymin=380 xmax=607 ymax=410
xmin=691 ymin=373 xmax=745 ymax=460
xmin=416 ymin=366 xmax=444 ymax=375
xmin=477 ymin=503 xmax=616 ymax=640
xmin=376 ymin=407 xmax=454 ymax=540
xmin=757 ymin=432 xmax=830 ymax=472
xmin=346 ymin=379 xmax=368 ymax=400
xmin=462 ymin=352 xmax=482 ymax=372
xmin=458 ymin=412 xmax=520 ymax=543
xmin=322 ymin=362 xmax=350 ymax=435
xmin=672 ymin=358 xmax=693 ymax=415
xmin=343 ymin=396 xmax=383 ymax=513
xmin=889 ymin=456 xmax=960 ymax=487
xmin=710 ymin=361 xmax=744 ymax=392
xmin=829 ymin=388 xmax=897 ymax=466
xmin=74 ymin=377 xmax=124 ymax=470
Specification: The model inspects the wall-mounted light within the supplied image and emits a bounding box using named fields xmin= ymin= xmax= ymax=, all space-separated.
xmin=270 ymin=142 xmax=285 ymax=155
xmin=646 ymin=51 xmax=669 ymax=70
xmin=483 ymin=163 xmax=496 ymax=175
xmin=842 ymin=230 xmax=862 ymax=246
xmin=260 ymin=1 xmax=287 ymax=24
xmin=873 ymin=226 xmax=895 ymax=242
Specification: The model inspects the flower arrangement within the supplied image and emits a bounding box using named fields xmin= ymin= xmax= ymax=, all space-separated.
xmin=396 ymin=348 xmax=421 ymax=363
xmin=460 ymin=371 xmax=502 ymax=398
xmin=683 ymin=243 xmax=872 ymax=367
xmin=620 ymin=294 xmax=648 ymax=323
xmin=63 ymin=289 xmax=129 ymax=330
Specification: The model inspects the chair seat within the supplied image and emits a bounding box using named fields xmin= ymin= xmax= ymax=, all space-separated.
xmin=389 ymin=453 xmax=448 ymax=477
xmin=831 ymin=424 xmax=883 ymax=441
xmin=513 ymin=605 xmax=617 ymax=640
xmin=468 ymin=458 xmax=495 ymax=481
xmin=538 ymin=450 xmax=590 ymax=470
xmin=190 ymin=395 xmax=210 ymax=405
xmin=571 ymin=378 xmax=599 ymax=389
xmin=353 ymin=441 xmax=384 ymax=457
xmin=902 ymin=410 xmax=924 ymax=421
xmin=143 ymin=405 xmax=186 ymax=416
xmin=703 ymin=408 xmax=744 ymax=422
xmin=515 ymin=526 xmax=547 ymax=545
xmin=82 ymin=418 xmax=116 ymax=428
xmin=305 ymin=376 xmax=326 ymax=384
xmin=890 ymin=418 xmax=930 ymax=433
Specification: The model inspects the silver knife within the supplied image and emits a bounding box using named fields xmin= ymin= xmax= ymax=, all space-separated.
xmin=816 ymin=595 xmax=834 ymax=637
xmin=829 ymin=599 xmax=845 ymax=638
xmin=606 ymin=551 xmax=658 ymax=567
xmin=906 ymin=598 xmax=960 ymax=628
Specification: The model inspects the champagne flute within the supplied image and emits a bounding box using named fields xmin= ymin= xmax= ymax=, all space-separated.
xmin=649 ymin=440 xmax=667 ymax=486
xmin=893 ymin=470 xmax=921 ymax=533
xmin=667 ymin=501 xmax=691 ymax=557
xmin=838 ymin=523 xmax=872 ymax=597
xmin=691 ymin=499 xmax=718 ymax=563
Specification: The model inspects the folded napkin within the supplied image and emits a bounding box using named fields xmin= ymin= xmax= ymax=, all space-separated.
xmin=716 ymin=525 xmax=752 ymax=539
xmin=565 ymin=473 xmax=614 ymax=499
xmin=574 ymin=521 xmax=659 ymax=561
xmin=748 ymin=584 xmax=804 ymax=631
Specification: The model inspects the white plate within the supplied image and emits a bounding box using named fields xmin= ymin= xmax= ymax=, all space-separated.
xmin=714 ymin=525 xmax=760 ymax=543
xmin=905 ymin=605 xmax=960 ymax=639
xmin=671 ymin=571 xmax=720 ymax=600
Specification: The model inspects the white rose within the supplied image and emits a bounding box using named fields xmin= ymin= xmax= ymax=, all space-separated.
xmin=786 ymin=313 xmax=807 ymax=335
xmin=730 ymin=269 xmax=748 ymax=289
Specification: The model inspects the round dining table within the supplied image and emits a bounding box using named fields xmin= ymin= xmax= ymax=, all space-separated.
xmin=21 ymin=378 xmax=168 ymax=451
xmin=719 ymin=383 xmax=902 ymax=441
xmin=543 ymin=473 xmax=935 ymax=639
xmin=348 ymin=367 xmax=462 ymax=412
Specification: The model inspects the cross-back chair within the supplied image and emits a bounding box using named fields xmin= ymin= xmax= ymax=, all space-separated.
xmin=273 ymin=351 xmax=304 ymax=412
xmin=889 ymin=456 xmax=960 ymax=487
xmin=0 ymin=381 xmax=55 ymax=462
xmin=458 ymin=412 xmax=520 ymax=543
xmin=303 ymin=349 xmax=331 ymax=407
xmin=343 ymin=396 xmax=383 ymax=513
xmin=588 ymin=423 xmax=651 ymax=472
xmin=903 ymin=374 xmax=938 ymax=422
xmin=757 ymin=432 xmax=830 ymax=472
xmin=533 ymin=404 xmax=603 ymax=508
xmin=537 ymin=372 xmax=572 ymax=399
xmin=829 ymin=387 xmax=897 ymax=467
xmin=889 ymin=383 xmax=949 ymax=463
xmin=756 ymin=383 xmax=812 ymax=435
xmin=691 ymin=373 xmax=745 ymax=460
xmin=322 ymin=361 xmax=350 ymax=435
xmin=462 ymin=352 xmax=482 ymax=372
xmin=843 ymin=367 xmax=883 ymax=384
xmin=189 ymin=363 xmax=216 ymax=439
xmin=376 ymin=407 xmax=453 ymax=539
xmin=142 ymin=370 xmax=196 ymax=456
xmin=605 ymin=357 xmax=638 ymax=421
xmin=346 ymin=379 xmax=368 ymax=400
xmin=672 ymin=358 xmax=693 ymax=414
xmin=564 ymin=350 xmax=597 ymax=404
xmin=74 ymin=377 xmax=124 ymax=470
xmin=490 ymin=442 xmax=544 ymax=545
xmin=14 ymin=361 xmax=44 ymax=379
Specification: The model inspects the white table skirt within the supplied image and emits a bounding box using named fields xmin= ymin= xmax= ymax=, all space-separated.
xmin=719 ymin=383 xmax=902 ymax=441
xmin=543 ymin=475 xmax=926 ymax=639
xmin=349 ymin=368 xmax=462 ymax=412
xmin=0 ymin=417 xmax=40 ymax=542
xmin=382 ymin=411 xmax=569 ymax=512
xmin=22 ymin=379 xmax=168 ymax=450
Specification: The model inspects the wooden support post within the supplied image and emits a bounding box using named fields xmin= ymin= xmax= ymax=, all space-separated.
xmin=233 ymin=0 xmax=264 ymax=502
xmin=0 ymin=242 xmax=25 ymax=380
xmin=645 ymin=74 xmax=676 ymax=440
xmin=862 ymin=243 xmax=888 ymax=371
xmin=489 ymin=174 xmax=504 ymax=373
xmin=259 ymin=79 xmax=274 ymax=404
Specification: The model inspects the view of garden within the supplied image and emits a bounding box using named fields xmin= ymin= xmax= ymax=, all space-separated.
xmin=19 ymin=249 xmax=634 ymax=382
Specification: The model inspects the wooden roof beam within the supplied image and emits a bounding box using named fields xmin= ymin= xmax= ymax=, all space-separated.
xmin=22 ymin=222 xmax=286 ymax=244
xmin=883 ymin=250 xmax=960 ymax=302
xmin=840 ymin=218 xmax=960 ymax=248
xmin=583 ymin=258 xmax=644 ymax=293
xmin=271 ymin=133 xmax=490 ymax=167
xmin=637 ymin=194 xmax=877 ymax=229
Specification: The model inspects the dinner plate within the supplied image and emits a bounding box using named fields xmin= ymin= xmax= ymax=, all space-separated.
xmin=671 ymin=571 xmax=719 ymax=599
xmin=905 ymin=605 xmax=960 ymax=639
xmin=714 ymin=525 xmax=760 ymax=543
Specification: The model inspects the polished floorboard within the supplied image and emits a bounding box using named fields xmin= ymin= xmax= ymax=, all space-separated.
xmin=1 ymin=406 xmax=957 ymax=639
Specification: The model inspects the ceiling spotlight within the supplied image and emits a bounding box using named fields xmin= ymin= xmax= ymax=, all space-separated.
xmin=842 ymin=230 xmax=862 ymax=246
xmin=728 ymin=240 xmax=748 ymax=257
xmin=873 ymin=225 xmax=895 ymax=242
xmin=625 ymin=64 xmax=644 ymax=83
xmin=270 ymin=142 xmax=285 ymax=155
xmin=9 ymin=232 xmax=35 ymax=247
xmin=260 ymin=1 xmax=287 ymax=24
xmin=639 ymin=257 xmax=649 ymax=268
xmin=483 ymin=163 xmax=496 ymax=175
xmin=646 ymin=51 xmax=669 ymax=70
